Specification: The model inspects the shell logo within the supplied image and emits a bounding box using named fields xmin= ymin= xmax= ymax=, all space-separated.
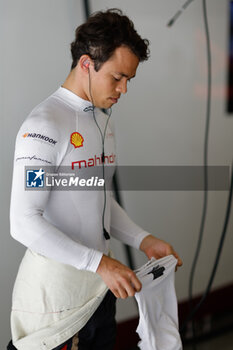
xmin=23 ymin=133 xmax=29 ymax=138
xmin=70 ymin=132 xmax=84 ymax=148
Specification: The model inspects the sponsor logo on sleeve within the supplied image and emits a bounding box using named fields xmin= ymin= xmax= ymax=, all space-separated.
xmin=26 ymin=169 xmax=45 ymax=188
xmin=70 ymin=132 xmax=84 ymax=148
xmin=16 ymin=155 xmax=52 ymax=164
xmin=22 ymin=132 xmax=57 ymax=146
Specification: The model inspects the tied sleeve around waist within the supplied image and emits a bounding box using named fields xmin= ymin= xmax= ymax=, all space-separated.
xmin=11 ymin=249 xmax=109 ymax=350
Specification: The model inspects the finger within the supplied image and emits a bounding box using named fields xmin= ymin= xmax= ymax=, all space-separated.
xmin=118 ymin=287 xmax=128 ymax=299
xmin=176 ymin=254 xmax=183 ymax=266
xmin=118 ymin=274 xmax=138 ymax=298
xmin=173 ymin=251 xmax=183 ymax=269
xmin=130 ymin=274 xmax=142 ymax=293
xmin=112 ymin=289 xmax=121 ymax=299
xmin=124 ymin=281 xmax=138 ymax=297
xmin=178 ymin=258 xmax=183 ymax=266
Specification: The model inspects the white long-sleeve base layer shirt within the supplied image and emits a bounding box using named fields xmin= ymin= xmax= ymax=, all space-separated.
xmin=10 ymin=87 xmax=149 ymax=350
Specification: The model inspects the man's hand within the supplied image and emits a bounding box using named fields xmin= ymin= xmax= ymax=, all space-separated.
xmin=96 ymin=255 xmax=142 ymax=299
xmin=140 ymin=235 xmax=183 ymax=269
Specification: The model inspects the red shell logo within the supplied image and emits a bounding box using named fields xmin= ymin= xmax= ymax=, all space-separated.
xmin=70 ymin=132 xmax=84 ymax=148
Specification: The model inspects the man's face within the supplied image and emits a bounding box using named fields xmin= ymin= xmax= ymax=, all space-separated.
xmin=88 ymin=46 xmax=139 ymax=109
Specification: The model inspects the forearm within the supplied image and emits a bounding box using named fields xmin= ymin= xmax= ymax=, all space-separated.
xmin=110 ymin=196 xmax=149 ymax=248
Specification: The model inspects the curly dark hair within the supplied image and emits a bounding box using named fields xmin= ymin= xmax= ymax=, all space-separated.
xmin=70 ymin=8 xmax=150 ymax=71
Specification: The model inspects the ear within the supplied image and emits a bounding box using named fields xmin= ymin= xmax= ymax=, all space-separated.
xmin=80 ymin=55 xmax=91 ymax=72
xmin=83 ymin=59 xmax=90 ymax=68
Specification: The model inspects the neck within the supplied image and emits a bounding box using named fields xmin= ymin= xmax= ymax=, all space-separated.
xmin=62 ymin=69 xmax=89 ymax=102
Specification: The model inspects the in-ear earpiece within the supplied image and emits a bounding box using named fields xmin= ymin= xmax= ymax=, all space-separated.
xmin=83 ymin=59 xmax=90 ymax=68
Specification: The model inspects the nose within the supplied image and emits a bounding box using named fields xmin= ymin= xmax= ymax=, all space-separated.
xmin=116 ymin=79 xmax=127 ymax=94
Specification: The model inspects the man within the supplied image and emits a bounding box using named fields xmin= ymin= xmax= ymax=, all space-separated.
xmin=8 ymin=9 xmax=182 ymax=350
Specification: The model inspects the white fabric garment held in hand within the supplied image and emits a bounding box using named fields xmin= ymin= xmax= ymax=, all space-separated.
xmin=134 ymin=255 xmax=183 ymax=350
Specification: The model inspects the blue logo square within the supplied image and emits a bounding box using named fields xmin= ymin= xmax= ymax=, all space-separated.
xmin=26 ymin=169 xmax=45 ymax=188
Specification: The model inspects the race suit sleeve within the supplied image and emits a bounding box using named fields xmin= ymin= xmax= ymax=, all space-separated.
xmin=110 ymin=196 xmax=150 ymax=249
xmin=10 ymin=114 xmax=103 ymax=273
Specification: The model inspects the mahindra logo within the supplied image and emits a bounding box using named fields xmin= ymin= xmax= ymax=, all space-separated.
xmin=72 ymin=153 xmax=116 ymax=170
